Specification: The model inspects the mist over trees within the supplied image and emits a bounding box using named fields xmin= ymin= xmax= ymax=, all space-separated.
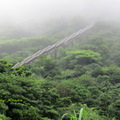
xmin=0 ymin=21 xmax=120 ymax=120
xmin=0 ymin=0 xmax=120 ymax=120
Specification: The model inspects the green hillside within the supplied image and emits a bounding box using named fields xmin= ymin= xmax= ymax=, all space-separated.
xmin=0 ymin=17 xmax=87 ymax=64
xmin=0 ymin=21 xmax=120 ymax=120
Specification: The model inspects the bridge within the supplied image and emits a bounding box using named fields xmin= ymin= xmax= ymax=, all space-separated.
xmin=12 ymin=23 xmax=95 ymax=68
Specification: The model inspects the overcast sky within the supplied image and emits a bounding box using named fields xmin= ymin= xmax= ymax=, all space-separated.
xmin=0 ymin=0 xmax=120 ymax=26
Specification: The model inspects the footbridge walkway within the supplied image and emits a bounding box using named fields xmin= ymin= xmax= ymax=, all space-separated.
xmin=12 ymin=23 xmax=95 ymax=68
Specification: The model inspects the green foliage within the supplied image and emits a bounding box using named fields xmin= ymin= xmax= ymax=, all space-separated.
xmin=62 ymin=50 xmax=101 ymax=69
xmin=32 ymin=56 xmax=61 ymax=78
xmin=0 ymin=36 xmax=54 ymax=63
xmin=0 ymin=60 xmax=12 ymax=73
xmin=0 ymin=102 xmax=8 ymax=114
xmin=0 ymin=114 xmax=11 ymax=120
xmin=97 ymin=93 xmax=112 ymax=114
xmin=12 ymin=66 xmax=32 ymax=77
xmin=0 ymin=21 xmax=120 ymax=120
xmin=108 ymin=100 xmax=120 ymax=119
xmin=61 ymin=106 xmax=107 ymax=120
xmin=22 ymin=106 xmax=41 ymax=120
xmin=79 ymin=74 xmax=96 ymax=87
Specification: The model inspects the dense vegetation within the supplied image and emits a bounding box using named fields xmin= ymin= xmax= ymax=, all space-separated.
xmin=0 ymin=22 xmax=120 ymax=120
xmin=0 ymin=16 xmax=86 ymax=64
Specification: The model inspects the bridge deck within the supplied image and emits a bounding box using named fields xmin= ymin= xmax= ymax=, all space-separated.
xmin=12 ymin=23 xmax=95 ymax=68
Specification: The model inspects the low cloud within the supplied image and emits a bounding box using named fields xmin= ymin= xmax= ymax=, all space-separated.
xmin=0 ymin=0 xmax=120 ymax=29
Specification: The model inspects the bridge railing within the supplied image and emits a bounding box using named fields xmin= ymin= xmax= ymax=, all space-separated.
xmin=12 ymin=23 xmax=95 ymax=68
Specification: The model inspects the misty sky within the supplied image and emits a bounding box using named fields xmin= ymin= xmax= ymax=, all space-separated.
xmin=0 ymin=0 xmax=120 ymax=26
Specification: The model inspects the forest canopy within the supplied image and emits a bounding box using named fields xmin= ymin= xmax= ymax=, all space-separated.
xmin=0 ymin=22 xmax=120 ymax=120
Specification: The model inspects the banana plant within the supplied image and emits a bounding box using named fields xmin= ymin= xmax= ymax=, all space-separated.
xmin=61 ymin=107 xmax=87 ymax=120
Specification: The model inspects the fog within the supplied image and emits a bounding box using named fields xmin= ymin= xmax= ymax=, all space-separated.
xmin=0 ymin=0 xmax=120 ymax=33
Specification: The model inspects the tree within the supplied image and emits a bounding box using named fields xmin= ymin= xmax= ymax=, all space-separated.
xmin=108 ymin=100 xmax=120 ymax=120
xmin=0 ymin=114 xmax=11 ymax=120
xmin=32 ymin=56 xmax=61 ymax=78
xmin=0 ymin=60 xmax=12 ymax=73
xmin=62 ymin=50 xmax=101 ymax=69
xmin=97 ymin=93 xmax=112 ymax=115
xmin=12 ymin=66 xmax=32 ymax=77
